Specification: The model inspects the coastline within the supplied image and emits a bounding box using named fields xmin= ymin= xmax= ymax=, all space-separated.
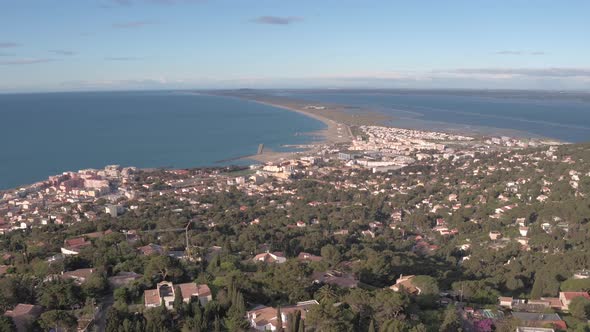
xmin=236 ymin=99 xmax=350 ymax=163
xmin=203 ymin=91 xmax=390 ymax=163
xmin=2 ymin=90 xmax=573 ymax=190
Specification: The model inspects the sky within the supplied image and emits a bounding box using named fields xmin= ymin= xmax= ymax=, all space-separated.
xmin=0 ymin=0 xmax=589 ymax=92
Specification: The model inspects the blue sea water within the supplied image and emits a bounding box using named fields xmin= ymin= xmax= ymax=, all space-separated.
xmin=281 ymin=91 xmax=590 ymax=143
xmin=0 ymin=91 xmax=325 ymax=189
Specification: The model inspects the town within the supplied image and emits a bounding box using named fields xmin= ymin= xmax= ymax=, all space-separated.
xmin=1 ymin=124 xmax=589 ymax=332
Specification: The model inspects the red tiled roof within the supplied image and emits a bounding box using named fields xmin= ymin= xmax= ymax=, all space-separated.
xmin=562 ymin=292 xmax=590 ymax=301
xmin=0 ymin=265 xmax=10 ymax=275
xmin=144 ymin=289 xmax=160 ymax=306
xmin=4 ymin=304 xmax=42 ymax=318
xmin=540 ymin=297 xmax=563 ymax=308
xmin=62 ymin=268 xmax=94 ymax=282
xmin=178 ymin=283 xmax=198 ymax=299
xmin=137 ymin=243 xmax=163 ymax=256
xmin=64 ymin=237 xmax=91 ymax=249
xmin=196 ymin=284 xmax=211 ymax=297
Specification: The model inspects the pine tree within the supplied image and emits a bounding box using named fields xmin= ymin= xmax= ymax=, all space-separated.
xmin=297 ymin=319 xmax=305 ymax=332
xmin=439 ymin=306 xmax=462 ymax=332
xmin=225 ymin=291 xmax=250 ymax=331
xmin=292 ymin=310 xmax=302 ymax=332
xmin=213 ymin=315 xmax=221 ymax=332
xmin=173 ymin=286 xmax=184 ymax=312
xmin=228 ymin=281 xmax=236 ymax=306
xmin=105 ymin=307 xmax=121 ymax=332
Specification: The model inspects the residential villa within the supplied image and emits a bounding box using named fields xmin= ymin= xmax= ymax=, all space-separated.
xmin=0 ymin=264 xmax=10 ymax=276
xmin=500 ymin=292 xmax=590 ymax=312
xmin=108 ymin=271 xmax=142 ymax=288
xmin=297 ymin=252 xmax=322 ymax=263
xmin=61 ymin=268 xmax=95 ymax=284
xmin=511 ymin=312 xmax=566 ymax=330
xmin=516 ymin=328 xmax=555 ymax=332
xmin=61 ymin=237 xmax=91 ymax=255
xmin=3 ymin=304 xmax=43 ymax=332
xmin=312 ymin=270 xmax=359 ymax=288
xmin=246 ymin=300 xmax=318 ymax=331
xmin=559 ymin=291 xmax=590 ymax=311
xmin=137 ymin=243 xmax=164 ymax=256
xmin=253 ymin=251 xmax=287 ymax=264
xmin=144 ymin=282 xmax=212 ymax=309
xmin=390 ymin=275 xmax=421 ymax=295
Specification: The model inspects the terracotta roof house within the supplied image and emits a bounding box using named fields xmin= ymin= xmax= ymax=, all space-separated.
xmin=559 ymin=291 xmax=590 ymax=311
xmin=253 ymin=252 xmax=287 ymax=264
xmin=511 ymin=312 xmax=566 ymax=330
xmin=61 ymin=268 xmax=95 ymax=284
xmin=390 ymin=275 xmax=421 ymax=295
xmin=108 ymin=271 xmax=142 ymax=288
xmin=312 ymin=271 xmax=358 ymax=288
xmin=540 ymin=297 xmax=564 ymax=310
xmin=144 ymin=282 xmax=212 ymax=309
xmin=515 ymin=328 xmax=555 ymax=332
xmin=83 ymin=229 xmax=114 ymax=239
xmin=0 ymin=265 xmax=11 ymax=276
xmin=246 ymin=300 xmax=318 ymax=331
xmin=137 ymin=243 xmax=164 ymax=256
xmin=499 ymin=296 xmax=514 ymax=308
xmin=3 ymin=304 xmax=43 ymax=332
xmin=61 ymin=237 xmax=92 ymax=255
xmin=297 ymin=252 xmax=322 ymax=262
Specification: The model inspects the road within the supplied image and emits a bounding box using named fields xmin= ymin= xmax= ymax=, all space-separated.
xmin=94 ymin=293 xmax=114 ymax=332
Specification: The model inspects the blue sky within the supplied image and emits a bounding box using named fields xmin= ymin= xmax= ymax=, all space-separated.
xmin=1 ymin=0 xmax=589 ymax=92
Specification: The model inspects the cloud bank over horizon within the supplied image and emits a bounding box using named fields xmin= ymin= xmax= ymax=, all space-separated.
xmin=0 ymin=66 xmax=583 ymax=92
xmin=1 ymin=1 xmax=589 ymax=92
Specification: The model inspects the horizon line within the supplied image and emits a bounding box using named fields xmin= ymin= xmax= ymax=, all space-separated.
xmin=1 ymin=87 xmax=590 ymax=95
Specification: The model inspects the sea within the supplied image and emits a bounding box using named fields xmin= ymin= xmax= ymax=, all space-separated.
xmin=2 ymin=89 xmax=590 ymax=190
xmin=0 ymin=91 xmax=325 ymax=190
xmin=277 ymin=90 xmax=590 ymax=143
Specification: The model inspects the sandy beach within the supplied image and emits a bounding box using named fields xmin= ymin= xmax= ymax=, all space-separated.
xmin=205 ymin=91 xmax=389 ymax=163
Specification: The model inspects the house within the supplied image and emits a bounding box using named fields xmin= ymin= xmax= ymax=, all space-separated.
xmin=499 ymin=296 xmax=514 ymax=308
xmin=3 ymin=304 xmax=44 ymax=332
xmin=499 ymin=295 xmax=565 ymax=311
xmin=144 ymin=282 xmax=212 ymax=309
xmin=137 ymin=243 xmax=164 ymax=256
xmin=489 ymin=231 xmax=502 ymax=240
xmin=511 ymin=312 xmax=566 ymax=330
xmin=61 ymin=237 xmax=91 ymax=255
xmin=540 ymin=297 xmax=563 ymax=310
xmin=390 ymin=275 xmax=421 ymax=295
xmin=559 ymin=291 xmax=590 ymax=311
xmin=297 ymin=252 xmax=322 ymax=263
xmin=83 ymin=229 xmax=114 ymax=239
xmin=61 ymin=268 xmax=95 ymax=284
xmin=312 ymin=271 xmax=358 ymax=288
xmin=573 ymin=269 xmax=590 ymax=279
xmin=334 ymin=229 xmax=349 ymax=236
xmin=253 ymin=252 xmax=287 ymax=264
xmin=105 ymin=204 xmax=124 ymax=217
xmin=516 ymin=328 xmax=554 ymax=332
xmin=246 ymin=300 xmax=318 ymax=331
xmin=0 ymin=265 xmax=11 ymax=276
xmin=108 ymin=271 xmax=142 ymax=288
